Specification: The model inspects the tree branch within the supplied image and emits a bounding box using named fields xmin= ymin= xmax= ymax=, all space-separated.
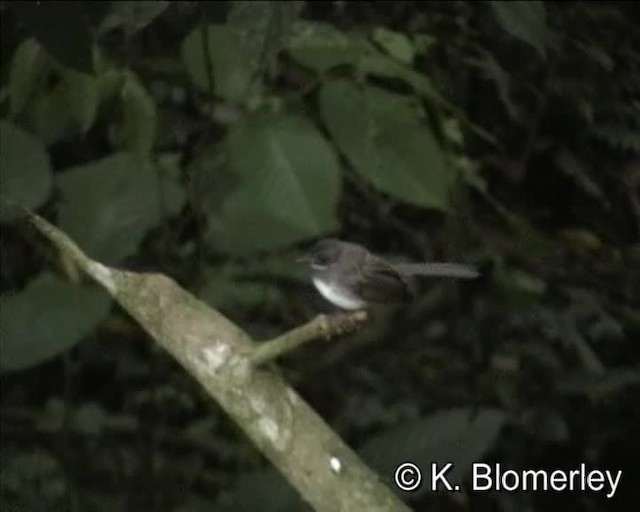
xmin=249 ymin=311 xmax=369 ymax=365
xmin=23 ymin=210 xmax=410 ymax=512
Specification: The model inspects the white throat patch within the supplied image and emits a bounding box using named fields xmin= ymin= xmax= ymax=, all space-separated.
xmin=312 ymin=277 xmax=366 ymax=310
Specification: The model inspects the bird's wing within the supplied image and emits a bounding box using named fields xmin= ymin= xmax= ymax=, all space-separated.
xmin=350 ymin=253 xmax=412 ymax=303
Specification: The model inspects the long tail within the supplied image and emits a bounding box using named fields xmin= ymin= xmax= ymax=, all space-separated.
xmin=394 ymin=262 xmax=480 ymax=279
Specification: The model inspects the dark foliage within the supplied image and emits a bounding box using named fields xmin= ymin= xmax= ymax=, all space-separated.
xmin=1 ymin=1 xmax=639 ymax=511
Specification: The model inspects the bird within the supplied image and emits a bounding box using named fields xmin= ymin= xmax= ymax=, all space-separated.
xmin=298 ymin=239 xmax=479 ymax=310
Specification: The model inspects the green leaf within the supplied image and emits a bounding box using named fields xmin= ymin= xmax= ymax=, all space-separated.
xmin=490 ymin=1 xmax=547 ymax=58
xmin=182 ymin=24 xmax=260 ymax=104
xmin=199 ymin=265 xmax=282 ymax=311
xmin=356 ymin=50 xmax=448 ymax=107
xmin=0 ymin=121 xmax=53 ymax=221
xmin=287 ymin=23 xmax=465 ymax=127
xmin=95 ymin=55 xmax=125 ymax=103
xmin=29 ymin=82 xmax=75 ymax=145
xmin=359 ymin=408 xmax=506 ymax=496
xmin=288 ymin=27 xmax=451 ymax=111
xmin=208 ymin=112 xmax=342 ymax=255
xmin=495 ymin=266 xmax=547 ymax=307
xmin=510 ymin=269 xmax=547 ymax=296
xmin=187 ymin=146 xmax=233 ymax=215
xmin=100 ymin=1 xmax=170 ymax=35
xmin=228 ymin=0 xmax=302 ymax=74
xmin=0 ymin=274 xmax=111 ymax=373
xmin=12 ymin=1 xmax=109 ymax=73
xmin=198 ymin=256 xmax=300 ymax=311
xmin=72 ymin=403 xmax=108 ymax=436
xmin=215 ymin=470 xmax=302 ymax=512
xmin=57 ymin=152 xmax=177 ymax=263
xmin=156 ymin=153 xmax=187 ymax=217
xmin=319 ymin=80 xmax=453 ymax=211
xmin=120 ymin=71 xmax=157 ymax=154
xmin=65 ymin=70 xmax=100 ymax=134
xmin=356 ymin=48 xmax=498 ymax=146
xmin=28 ymin=69 xmax=100 ymax=144
xmin=286 ymin=21 xmax=363 ymax=72
xmin=372 ymin=27 xmax=415 ymax=64
xmin=0 ymin=450 xmax=66 ymax=498
xmin=8 ymin=38 xmax=48 ymax=117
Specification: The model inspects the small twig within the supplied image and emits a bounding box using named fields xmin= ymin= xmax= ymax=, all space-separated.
xmin=200 ymin=17 xmax=215 ymax=98
xmin=516 ymin=54 xmax=559 ymax=174
xmin=249 ymin=311 xmax=369 ymax=366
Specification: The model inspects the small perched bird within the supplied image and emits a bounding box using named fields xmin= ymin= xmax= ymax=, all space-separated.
xmin=298 ymin=239 xmax=479 ymax=310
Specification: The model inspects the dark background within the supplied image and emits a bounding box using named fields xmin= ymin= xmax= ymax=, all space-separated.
xmin=1 ymin=1 xmax=639 ymax=511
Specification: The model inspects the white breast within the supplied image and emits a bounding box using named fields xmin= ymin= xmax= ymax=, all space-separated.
xmin=312 ymin=277 xmax=366 ymax=310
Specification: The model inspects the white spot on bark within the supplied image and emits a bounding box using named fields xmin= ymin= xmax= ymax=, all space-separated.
xmin=249 ymin=394 xmax=290 ymax=451
xmin=329 ymin=456 xmax=342 ymax=474
xmin=258 ymin=416 xmax=280 ymax=445
xmin=202 ymin=343 xmax=231 ymax=371
xmin=249 ymin=394 xmax=267 ymax=413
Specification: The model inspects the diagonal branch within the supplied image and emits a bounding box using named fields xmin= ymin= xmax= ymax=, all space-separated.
xmin=23 ymin=210 xmax=410 ymax=512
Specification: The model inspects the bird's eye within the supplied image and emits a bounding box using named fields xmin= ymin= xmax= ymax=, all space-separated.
xmin=314 ymin=253 xmax=330 ymax=265
xmin=312 ymin=250 xmax=333 ymax=267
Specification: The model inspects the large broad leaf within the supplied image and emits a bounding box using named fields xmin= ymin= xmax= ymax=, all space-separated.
xmin=200 ymin=272 xmax=276 ymax=312
xmin=11 ymin=1 xmax=109 ymax=73
xmin=120 ymin=70 xmax=157 ymax=155
xmin=372 ymin=27 xmax=415 ymax=64
xmin=490 ymin=1 xmax=547 ymax=58
xmin=287 ymin=23 xmax=450 ymax=108
xmin=57 ymin=152 xmax=184 ymax=264
xmin=215 ymin=470 xmax=303 ymax=512
xmin=28 ymin=68 xmax=100 ymax=145
xmin=287 ymin=22 xmax=464 ymax=127
xmin=228 ymin=1 xmax=301 ymax=73
xmin=0 ymin=121 xmax=53 ymax=222
xmin=182 ymin=24 xmax=259 ymax=104
xmin=95 ymin=54 xmax=126 ymax=103
xmin=359 ymin=408 xmax=506 ymax=496
xmin=207 ymin=112 xmax=341 ymax=255
xmin=319 ymin=80 xmax=453 ymax=211
xmin=199 ymin=253 xmax=306 ymax=311
xmin=64 ymin=70 xmax=100 ymax=134
xmin=182 ymin=3 xmax=299 ymax=103
xmin=356 ymin=49 xmax=454 ymax=113
xmin=286 ymin=21 xmax=364 ymax=72
xmin=8 ymin=38 xmax=49 ymax=117
xmin=99 ymin=1 xmax=170 ymax=35
xmin=0 ymin=274 xmax=111 ymax=374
